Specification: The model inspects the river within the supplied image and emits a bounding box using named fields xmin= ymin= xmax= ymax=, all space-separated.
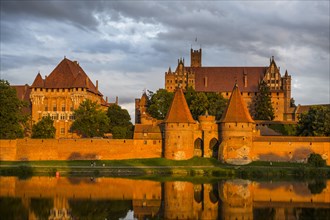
xmin=0 ymin=176 xmax=329 ymax=219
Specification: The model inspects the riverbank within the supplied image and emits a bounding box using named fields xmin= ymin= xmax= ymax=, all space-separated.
xmin=1 ymin=157 xmax=329 ymax=181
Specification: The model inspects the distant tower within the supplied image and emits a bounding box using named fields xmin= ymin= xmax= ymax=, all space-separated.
xmin=164 ymin=88 xmax=196 ymax=160
xmin=190 ymin=48 xmax=202 ymax=67
xmin=135 ymin=93 xmax=148 ymax=124
xmin=282 ymin=70 xmax=292 ymax=120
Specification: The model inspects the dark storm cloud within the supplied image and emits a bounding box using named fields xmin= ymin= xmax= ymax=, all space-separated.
xmin=1 ymin=1 xmax=100 ymax=30
xmin=0 ymin=1 xmax=329 ymax=118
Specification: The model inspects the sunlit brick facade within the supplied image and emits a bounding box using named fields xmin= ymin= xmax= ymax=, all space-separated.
xmin=30 ymin=58 xmax=111 ymax=138
xmin=165 ymin=48 xmax=295 ymax=121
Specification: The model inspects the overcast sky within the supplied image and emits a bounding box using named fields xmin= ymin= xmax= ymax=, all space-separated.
xmin=1 ymin=1 xmax=329 ymax=122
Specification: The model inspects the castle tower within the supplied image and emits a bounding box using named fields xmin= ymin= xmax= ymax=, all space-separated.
xmin=191 ymin=48 xmax=202 ymax=67
xmin=219 ymin=84 xmax=256 ymax=165
xmin=164 ymin=88 xmax=196 ymax=160
xmin=282 ymin=70 xmax=292 ymax=120
xmin=135 ymin=92 xmax=148 ymax=124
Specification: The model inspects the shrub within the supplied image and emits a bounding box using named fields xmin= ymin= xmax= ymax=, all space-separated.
xmin=307 ymin=153 xmax=326 ymax=167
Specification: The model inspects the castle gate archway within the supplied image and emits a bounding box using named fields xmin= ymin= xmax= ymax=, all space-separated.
xmin=194 ymin=138 xmax=203 ymax=157
xmin=209 ymin=138 xmax=219 ymax=158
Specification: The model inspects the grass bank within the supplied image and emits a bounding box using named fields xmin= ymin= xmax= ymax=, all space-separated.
xmin=1 ymin=157 xmax=329 ymax=181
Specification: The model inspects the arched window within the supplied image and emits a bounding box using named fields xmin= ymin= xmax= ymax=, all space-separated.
xmin=209 ymin=138 xmax=219 ymax=158
xmin=194 ymin=138 xmax=203 ymax=157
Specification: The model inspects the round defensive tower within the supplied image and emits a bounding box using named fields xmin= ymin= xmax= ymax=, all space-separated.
xmin=164 ymin=88 xmax=196 ymax=160
xmin=219 ymin=84 xmax=257 ymax=165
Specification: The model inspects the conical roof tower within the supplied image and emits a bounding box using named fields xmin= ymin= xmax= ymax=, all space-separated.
xmin=220 ymin=83 xmax=254 ymax=123
xmin=165 ymin=88 xmax=195 ymax=123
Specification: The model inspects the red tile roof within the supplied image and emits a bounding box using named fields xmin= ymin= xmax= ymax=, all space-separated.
xmin=31 ymin=58 xmax=101 ymax=96
xmin=165 ymin=88 xmax=195 ymax=123
xmin=11 ymin=84 xmax=31 ymax=102
xmin=188 ymin=66 xmax=267 ymax=92
xmin=31 ymin=73 xmax=44 ymax=88
xmin=220 ymin=84 xmax=254 ymax=123
xmin=11 ymin=84 xmax=32 ymax=115
xmin=295 ymin=104 xmax=330 ymax=114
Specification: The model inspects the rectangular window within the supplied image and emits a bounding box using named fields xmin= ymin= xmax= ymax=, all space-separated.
xmin=60 ymin=128 xmax=65 ymax=134
xmin=60 ymin=114 xmax=66 ymax=120
xmin=69 ymin=114 xmax=75 ymax=120
xmin=51 ymin=114 xmax=57 ymax=120
xmin=53 ymin=106 xmax=57 ymax=111
xmin=45 ymin=106 xmax=48 ymax=111
xmin=62 ymin=104 xmax=65 ymax=111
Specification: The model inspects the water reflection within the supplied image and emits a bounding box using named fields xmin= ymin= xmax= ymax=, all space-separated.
xmin=0 ymin=176 xmax=329 ymax=219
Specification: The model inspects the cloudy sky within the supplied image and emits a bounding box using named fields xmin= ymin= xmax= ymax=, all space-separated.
xmin=1 ymin=1 xmax=329 ymax=121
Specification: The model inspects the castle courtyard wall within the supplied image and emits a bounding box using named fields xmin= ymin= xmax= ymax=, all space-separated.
xmin=0 ymin=138 xmax=162 ymax=161
xmin=252 ymin=137 xmax=330 ymax=165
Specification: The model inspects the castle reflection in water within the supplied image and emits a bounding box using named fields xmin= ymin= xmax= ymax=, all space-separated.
xmin=0 ymin=177 xmax=329 ymax=219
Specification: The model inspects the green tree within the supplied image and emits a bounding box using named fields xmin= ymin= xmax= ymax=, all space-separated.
xmin=253 ymin=81 xmax=275 ymax=120
xmin=146 ymin=89 xmax=174 ymax=120
xmin=146 ymin=87 xmax=227 ymax=121
xmin=189 ymin=92 xmax=208 ymax=119
xmin=107 ymin=104 xmax=133 ymax=139
xmin=71 ymin=100 xmax=109 ymax=138
xmin=31 ymin=116 xmax=56 ymax=138
xmin=296 ymin=106 xmax=330 ymax=136
xmin=185 ymin=88 xmax=227 ymax=120
xmin=206 ymin=92 xmax=227 ymax=120
xmin=0 ymin=80 xmax=27 ymax=139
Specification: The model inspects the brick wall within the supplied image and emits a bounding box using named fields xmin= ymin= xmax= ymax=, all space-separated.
xmin=252 ymin=137 xmax=330 ymax=165
xmin=0 ymin=138 xmax=162 ymax=161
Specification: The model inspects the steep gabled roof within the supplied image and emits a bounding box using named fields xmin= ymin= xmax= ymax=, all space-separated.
xmin=31 ymin=73 xmax=44 ymax=88
xmin=220 ymin=84 xmax=254 ymax=123
xmin=165 ymin=88 xmax=195 ymax=123
xmin=188 ymin=66 xmax=266 ymax=92
xmin=33 ymin=58 xmax=101 ymax=95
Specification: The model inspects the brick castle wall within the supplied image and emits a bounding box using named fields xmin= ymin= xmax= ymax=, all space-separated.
xmin=0 ymin=138 xmax=162 ymax=161
xmin=252 ymin=137 xmax=330 ymax=165
xmin=0 ymin=137 xmax=329 ymax=165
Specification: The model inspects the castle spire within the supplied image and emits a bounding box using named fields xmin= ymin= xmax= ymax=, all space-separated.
xmin=220 ymin=83 xmax=254 ymax=123
xmin=165 ymin=88 xmax=195 ymax=123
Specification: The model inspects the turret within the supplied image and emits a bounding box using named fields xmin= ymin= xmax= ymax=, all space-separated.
xmin=135 ymin=92 xmax=149 ymax=124
xmin=191 ymin=48 xmax=202 ymax=67
xmin=164 ymin=88 xmax=196 ymax=160
xmin=218 ymin=84 xmax=257 ymax=164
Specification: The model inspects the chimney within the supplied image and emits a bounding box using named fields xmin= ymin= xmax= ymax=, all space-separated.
xmin=244 ymin=72 xmax=248 ymax=88
xmin=204 ymin=76 xmax=208 ymax=88
xmin=115 ymin=96 xmax=118 ymax=105
xmin=24 ymin=84 xmax=28 ymax=93
xmin=85 ymin=77 xmax=89 ymax=87
xmin=96 ymin=80 xmax=98 ymax=91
